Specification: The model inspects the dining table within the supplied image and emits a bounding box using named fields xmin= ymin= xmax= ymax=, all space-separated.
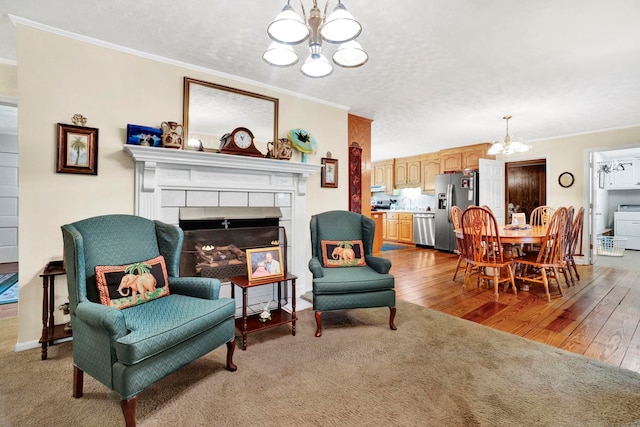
xmin=454 ymin=225 xmax=548 ymax=246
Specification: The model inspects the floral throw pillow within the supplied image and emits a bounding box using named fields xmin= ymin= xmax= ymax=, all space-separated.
xmin=320 ymin=240 xmax=367 ymax=268
xmin=95 ymin=255 xmax=169 ymax=309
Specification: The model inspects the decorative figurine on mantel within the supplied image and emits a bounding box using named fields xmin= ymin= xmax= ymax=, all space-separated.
xmin=289 ymin=128 xmax=317 ymax=163
xmin=161 ymin=121 xmax=184 ymax=149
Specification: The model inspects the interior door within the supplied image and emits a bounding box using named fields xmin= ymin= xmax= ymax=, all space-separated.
xmin=479 ymin=158 xmax=506 ymax=225
xmin=0 ymin=132 xmax=18 ymax=263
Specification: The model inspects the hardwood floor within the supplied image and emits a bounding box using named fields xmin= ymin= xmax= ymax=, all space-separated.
xmin=380 ymin=245 xmax=640 ymax=375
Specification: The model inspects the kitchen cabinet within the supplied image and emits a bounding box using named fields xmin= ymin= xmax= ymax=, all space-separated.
xmin=398 ymin=213 xmax=414 ymax=244
xmin=372 ymin=159 xmax=394 ymax=194
xmin=381 ymin=212 xmax=387 ymax=239
xmin=440 ymin=143 xmax=493 ymax=173
xmin=395 ymin=156 xmax=421 ymax=188
xmin=440 ymin=150 xmax=463 ymax=172
xmin=370 ymin=212 xmax=385 ymax=253
xmin=386 ymin=212 xmax=399 ymax=241
xmin=462 ymin=145 xmax=490 ymax=170
xmin=421 ymin=154 xmax=441 ymax=193
xmin=607 ymin=159 xmax=640 ymax=189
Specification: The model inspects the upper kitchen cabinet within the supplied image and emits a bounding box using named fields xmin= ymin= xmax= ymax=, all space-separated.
xmin=421 ymin=153 xmax=441 ymax=193
xmin=441 ymin=143 xmax=493 ymax=172
xmin=440 ymin=149 xmax=463 ymax=172
xmin=607 ymin=159 xmax=640 ymax=189
xmin=395 ymin=156 xmax=421 ymax=188
xmin=372 ymin=159 xmax=394 ymax=194
xmin=462 ymin=143 xmax=493 ymax=169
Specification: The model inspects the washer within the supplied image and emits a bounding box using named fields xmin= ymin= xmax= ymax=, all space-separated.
xmin=614 ymin=205 xmax=640 ymax=250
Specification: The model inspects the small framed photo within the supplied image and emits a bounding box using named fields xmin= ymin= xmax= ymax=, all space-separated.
xmin=246 ymin=247 xmax=284 ymax=282
xmin=56 ymin=123 xmax=98 ymax=175
xmin=126 ymin=124 xmax=163 ymax=147
xmin=321 ymin=157 xmax=338 ymax=188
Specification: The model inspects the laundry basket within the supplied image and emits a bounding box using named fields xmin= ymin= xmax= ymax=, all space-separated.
xmin=597 ymin=236 xmax=626 ymax=257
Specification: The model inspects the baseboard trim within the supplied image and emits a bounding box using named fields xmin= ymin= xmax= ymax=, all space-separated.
xmin=14 ymin=336 xmax=72 ymax=353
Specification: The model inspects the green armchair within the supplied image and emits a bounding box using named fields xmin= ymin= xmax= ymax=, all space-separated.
xmin=309 ymin=210 xmax=397 ymax=337
xmin=61 ymin=214 xmax=237 ymax=427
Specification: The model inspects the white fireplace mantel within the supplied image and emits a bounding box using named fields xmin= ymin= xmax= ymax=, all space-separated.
xmin=123 ymin=144 xmax=322 ymax=302
xmin=124 ymin=145 xmax=322 ymax=196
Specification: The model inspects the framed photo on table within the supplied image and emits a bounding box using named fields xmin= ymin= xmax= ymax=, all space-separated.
xmin=56 ymin=123 xmax=99 ymax=175
xmin=321 ymin=157 xmax=338 ymax=188
xmin=246 ymin=247 xmax=284 ymax=282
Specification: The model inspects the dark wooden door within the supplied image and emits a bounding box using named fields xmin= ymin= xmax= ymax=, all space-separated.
xmin=505 ymin=159 xmax=547 ymax=222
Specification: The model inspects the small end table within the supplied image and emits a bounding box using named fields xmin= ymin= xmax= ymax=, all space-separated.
xmin=230 ymin=273 xmax=297 ymax=350
xmin=39 ymin=260 xmax=70 ymax=360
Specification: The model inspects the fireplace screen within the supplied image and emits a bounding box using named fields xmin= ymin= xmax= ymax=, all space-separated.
xmin=180 ymin=226 xmax=287 ymax=281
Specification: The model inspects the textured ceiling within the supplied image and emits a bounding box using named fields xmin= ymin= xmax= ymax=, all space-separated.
xmin=1 ymin=0 xmax=640 ymax=160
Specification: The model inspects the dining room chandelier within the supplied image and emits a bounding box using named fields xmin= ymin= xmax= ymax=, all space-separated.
xmin=262 ymin=0 xmax=368 ymax=78
xmin=488 ymin=115 xmax=531 ymax=155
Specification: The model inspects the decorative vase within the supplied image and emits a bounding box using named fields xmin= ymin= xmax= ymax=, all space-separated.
xmin=161 ymin=121 xmax=184 ymax=149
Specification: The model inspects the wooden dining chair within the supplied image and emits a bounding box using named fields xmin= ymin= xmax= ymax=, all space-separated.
xmin=530 ymin=205 xmax=555 ymax=226
xmin=565 ymin=207 xmax=585 ymax=283
xmin=450 ymin=206 xmax=466 ymax=281
xmin=460 ymin=206 xmax=516 ymax=302
xmin=515 ymin=207 xmax=569 ymax=302
xmin=525 ymin=205 xmax=555 ymax=253
xmin=559 ymin=206 xmax=575 ymax=286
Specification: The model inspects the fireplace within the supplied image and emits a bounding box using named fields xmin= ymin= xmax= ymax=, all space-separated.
xmin=124 ymin=145 xmax=321 ymax=309
xmin=179 ymin=207 xmax=286 ymax=281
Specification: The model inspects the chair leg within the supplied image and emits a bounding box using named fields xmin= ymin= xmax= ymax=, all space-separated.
xmin=453 ymin=255 xmax=463 ymax=281
xmin=541 ymin=269 xmax=551 ymax=303
xmin=315 ymin=311 xmax=323 ymax=337
xmin=571 ymin=259 xmax=580 ymax=281
xmin=226 ymin=338 xmax=237 ymax=372
xmin=493 ymin=269 xmax=499 ymax=302
xmin=120 ymin=396 xmax=138 ymax=427
xmin=389 ymin=306 xmax=397 ymax=330
xmin=72 ymin=366 xmax=84 ymax=398
xmin=552 ymin=267 xmax=564 ymax=296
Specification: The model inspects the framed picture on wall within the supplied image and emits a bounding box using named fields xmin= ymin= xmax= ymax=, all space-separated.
xmin=56 ymin=123 xmax=99 ymax=175
xmin=246 ymin=247 xmax=284 ymax=282
xmin=321 ymin=157 xmax=338 ymax=188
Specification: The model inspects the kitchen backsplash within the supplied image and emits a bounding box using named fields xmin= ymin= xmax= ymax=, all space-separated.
xmin=372 ymin=187 xmax=435 ymax=211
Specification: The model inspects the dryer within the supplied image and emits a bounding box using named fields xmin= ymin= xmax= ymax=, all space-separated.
xmin=615 ymin=205 xmax=640 ymax=250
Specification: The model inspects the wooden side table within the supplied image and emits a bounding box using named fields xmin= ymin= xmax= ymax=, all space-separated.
xmin=230 ymin=273 xmax=297 ymax=350
xmin=39 ymin=260 xmax=70 ymax=360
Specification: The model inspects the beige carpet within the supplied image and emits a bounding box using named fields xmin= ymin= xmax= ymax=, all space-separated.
xmin=2 ymin=301 xmax=640 ymax=426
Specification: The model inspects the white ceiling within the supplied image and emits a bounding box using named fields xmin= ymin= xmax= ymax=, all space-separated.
xmin=1 ymin=0 xmax=640 ymax=161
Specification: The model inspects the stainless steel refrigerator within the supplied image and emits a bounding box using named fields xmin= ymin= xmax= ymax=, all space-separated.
xmin=434 ymin=172 xmax=479 ymax=252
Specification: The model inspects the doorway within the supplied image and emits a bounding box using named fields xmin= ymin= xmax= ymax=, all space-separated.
xmin=505 ymin=159 xmax=547 ymax=223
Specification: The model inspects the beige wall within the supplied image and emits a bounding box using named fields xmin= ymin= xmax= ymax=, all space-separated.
xmin=498 ymin=126 xmax=640 ymax=209
xmin=14 ymin=25 xmax=348 ymax=346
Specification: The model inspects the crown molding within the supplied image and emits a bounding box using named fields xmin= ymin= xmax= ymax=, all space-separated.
xmin=8 ymin=14 xmax=350 ymax=112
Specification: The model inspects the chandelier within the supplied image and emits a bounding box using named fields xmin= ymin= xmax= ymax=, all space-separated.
xmin=598 ymin=160 xmax=631 ymax=174
xmin=488 ymin=115 xmax=531 ymax=155
xmin=263 ymin=0 xmax=368 ymax=78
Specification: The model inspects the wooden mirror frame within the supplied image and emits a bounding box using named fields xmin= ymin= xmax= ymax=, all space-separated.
xmin=182 ymin=77 xmax=279 ymax=151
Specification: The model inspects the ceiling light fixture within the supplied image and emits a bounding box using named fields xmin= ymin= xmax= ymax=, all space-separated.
xmin=263 ymin=0 xmax=368 ymax=78
xmin=488 ymin=115 xmax=531 ymax=155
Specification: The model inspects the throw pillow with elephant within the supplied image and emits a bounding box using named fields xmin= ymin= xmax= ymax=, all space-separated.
xmin=95 ymin=255 xmax=170 ymax=309
xmin=320 ymin=240 xmax=367 ymax=268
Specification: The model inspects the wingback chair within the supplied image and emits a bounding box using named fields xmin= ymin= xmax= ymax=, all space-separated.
xmin=61 ymin=214 xmax=237 ymax=427
xmin=309 ymin=210 xmax=397 ymax=337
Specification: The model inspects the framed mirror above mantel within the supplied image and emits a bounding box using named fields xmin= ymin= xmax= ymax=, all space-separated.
xmin=182 ymin=77 xmax=279 ymax=152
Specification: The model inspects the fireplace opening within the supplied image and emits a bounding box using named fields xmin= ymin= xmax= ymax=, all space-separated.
xmin=179 ymin=207 xmax=286 ymax=281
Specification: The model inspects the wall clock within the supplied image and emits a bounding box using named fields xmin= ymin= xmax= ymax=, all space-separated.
xmin=558 ymin=172 xmax=574 ymax=188
xmin=219 ymin=127 xmax=264 ymax=158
